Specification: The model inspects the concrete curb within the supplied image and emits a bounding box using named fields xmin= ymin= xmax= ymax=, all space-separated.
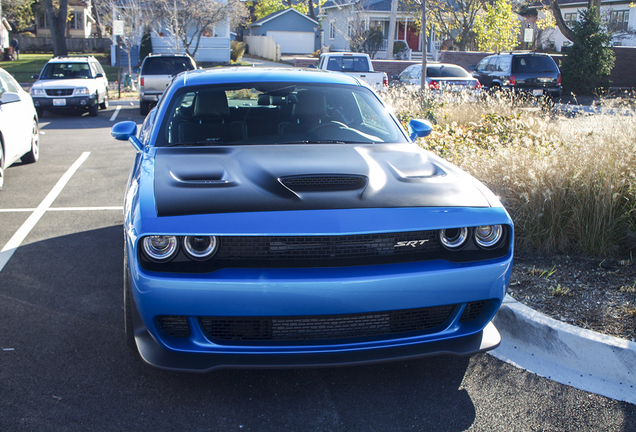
xmin=490 ymin=295 xmax=636 ymax=404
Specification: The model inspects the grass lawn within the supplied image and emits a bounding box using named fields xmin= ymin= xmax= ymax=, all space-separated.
xmin=0 ymin=53 xmax=119 ymax=85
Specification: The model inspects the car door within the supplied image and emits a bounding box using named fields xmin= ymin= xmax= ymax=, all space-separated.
xmin=0 ymin=70 xmax=29 ymax=163
xmin=472 ymin=57 xmax=494 ymax=89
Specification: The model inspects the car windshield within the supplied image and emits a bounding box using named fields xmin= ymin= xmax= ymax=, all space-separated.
xmin=142 ymin=57 xmax=195 ymax=75
xmin=427 ymin=65 xmax=471 ymax=78
xmin=512 ymin=56 xmax=558 ymax=73
xmin=40 ymin=62 xmax=92 ymax=79
xmin=156 ymin=82 xmax=408 ymax=147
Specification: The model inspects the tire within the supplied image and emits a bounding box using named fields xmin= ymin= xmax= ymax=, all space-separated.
xmin=140 ymin=100 xmax=150 ymax=116
xmin=36 ymin=108 xmax=44 ymax=118
xmin=0 ymin=144 xmax=4 ymax=190
xmin=100 ymin=93 xmax=109 ymax=110
xmin=21 ymin=120 xmax=39 ymax=164
xmin=88 ymin=103 xmax=98 ymax=117
xmin=124 ymin=253 xmax=138 ymax=352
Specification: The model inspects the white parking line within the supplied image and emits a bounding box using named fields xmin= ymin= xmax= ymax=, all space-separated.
xmin=110 ymin=105 xmax=122 ymax=122
xmin=0 ymin=152 xmax=91 ymax=273
xmin=0 ymin=207 xmax=123 ymax=213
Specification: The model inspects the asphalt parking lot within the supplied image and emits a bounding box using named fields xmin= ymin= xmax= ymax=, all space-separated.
xmin=1 ymin=102 xmax=635 ymax=431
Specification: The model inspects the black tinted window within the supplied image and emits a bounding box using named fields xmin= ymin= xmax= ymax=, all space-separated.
xmin=142 ymin=57 xmax=195 ymax=75
xmin=427 ymin=65 xmax=470 ymax=78
xmin=512 ymin=56 xmax=558 ymax=73
xmin=325 ymin=56 xmax=370 ymax=72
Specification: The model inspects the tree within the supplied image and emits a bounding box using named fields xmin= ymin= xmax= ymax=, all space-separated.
xmin=2 ymin=0 xmax=35 ymax=31
xmin=560 ymin=6 xmax=615 ymax=94
xmin=42 ymin=0 xmax=69 ymax=56
xmin=409 ymin=0 xmax=484 ymax=51
xmin=250 ymin=0 xmax=314 ymax=21
xmin=474 ymin=0 xmax=520 ymax=52
xmin=152 ymin=0 xmax=249 ymax=58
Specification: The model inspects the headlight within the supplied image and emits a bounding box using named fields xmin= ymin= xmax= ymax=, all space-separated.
xmin=474 ymin=225 xmax=503 ymax=248
xmin=142 ymin=236 xmax=178 ymax=261
xmin=31 ymin=88 xmax=46 ymax=97
xmin=439 ymin=227 xmax=469 ymax=249
xmin=183 ymin=236 xmax=218 ymax=260
xmin=74 ymin=87 xmax=89 ymax=95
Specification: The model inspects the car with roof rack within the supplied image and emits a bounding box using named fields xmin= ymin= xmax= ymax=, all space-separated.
xmin=30 ymin=56 xmax=109 ymax=117
xmin=110 ymin=67 xmax=514 ymax=372
xmin=471 ymin=52 xmax=562 ymax=101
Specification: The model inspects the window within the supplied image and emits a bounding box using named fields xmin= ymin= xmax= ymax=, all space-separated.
xmin=564 ymin=12 xmax=577 ymax=28
xmin=38 ymin=13 xmax=48 ymax=29
xmin=69 ymin=12 xmax=84 ymax=30
xmin=609 ymin=10 xmax=629 ymax=32
xmin=329 ymin=21 xmax=336 ymax=40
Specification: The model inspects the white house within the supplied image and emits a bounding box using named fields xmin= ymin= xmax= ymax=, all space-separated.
xmin=547 ymin=0 xmax=636 ymax=51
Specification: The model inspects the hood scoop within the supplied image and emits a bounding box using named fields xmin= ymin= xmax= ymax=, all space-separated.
xmin=280 ymin=175 xmax=368 ymax=192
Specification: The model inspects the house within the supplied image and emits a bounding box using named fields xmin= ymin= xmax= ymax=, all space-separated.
xmin=320 ymin=0 xmax=435 ymax=60
xmin=540 ymin=0 xmax=635 ymax=51
xmin=248 ymin=8 xmax=320 ymax=54
xmin=34 ymin=0 xmax=97 ymax=38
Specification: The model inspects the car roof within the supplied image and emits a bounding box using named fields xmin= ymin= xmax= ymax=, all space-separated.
xmin=174 ymin=67 xmax=365 ymax=88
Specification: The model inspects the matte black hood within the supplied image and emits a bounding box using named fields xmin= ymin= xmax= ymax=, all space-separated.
xmin=153 ymin=145 xmax=490 ymax=217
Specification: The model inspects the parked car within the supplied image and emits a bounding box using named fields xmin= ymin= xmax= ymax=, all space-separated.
xmin=317 ymin=52 xmax=388 ymax=89
xmin=30 ymin=56 xmax=109 ymax=117
xmin=393 ymin=63 xmax=482 ymax=92
xmin=138 ymin=54 xmax=197 ymax=116
xmin=0 ymin=67 xmax=39 ymax=190
xmin=471 ymin=52 xmax=562 ymax=100
xmin=111 ymin=67 xmax=514 ymax=372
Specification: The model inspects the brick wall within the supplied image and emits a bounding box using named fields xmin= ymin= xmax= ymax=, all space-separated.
xmin=294 ymin=49 xmax=636 ymax=89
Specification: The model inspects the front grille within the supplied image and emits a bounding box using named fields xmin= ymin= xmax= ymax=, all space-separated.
xmin=281 ymin=175 xmax=367 ymax=191
xmin=45 ymin=89 xmax=74 ymax=96
xmin=199 ymin=305 xmax=455 ymax=342
xmin=215 ymin=231 xmax=439 ymax=261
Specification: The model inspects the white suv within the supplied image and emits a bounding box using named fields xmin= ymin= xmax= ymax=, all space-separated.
xmin=30 ymin=56 xmax=109 ymax=117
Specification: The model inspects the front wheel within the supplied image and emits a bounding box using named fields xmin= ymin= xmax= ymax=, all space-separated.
xmin=140 ymin=100 xmax=150 ymax=116
xmin=100 ymin=93 xmax=109 ymax=110
xmin=21 ymin=120 xmax=39 ymax=164
xmin=88 ymin=103 xmax=98 ymax=117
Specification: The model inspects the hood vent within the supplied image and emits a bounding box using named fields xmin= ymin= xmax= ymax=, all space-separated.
xmin=280 ymin=175 xmax=368 ymax=192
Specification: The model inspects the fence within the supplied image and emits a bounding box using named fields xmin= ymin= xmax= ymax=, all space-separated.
xmin=244 ymin=36 xmax=281 ymax=62
xmin=18 ymin=36 xmax=111 ymax=54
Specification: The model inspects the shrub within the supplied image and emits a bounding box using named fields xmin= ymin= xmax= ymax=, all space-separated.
xmin=231 ymin=41 xmax=245 ymax=63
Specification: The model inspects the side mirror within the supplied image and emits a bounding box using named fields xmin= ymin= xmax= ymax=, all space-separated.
xmin=32 ymin=74 xmax=40 ymax=79
xmin=469 ymin=65 xmax=476 ymax=71
xmin=308 ymin=64 xmax=316 ymax=69
xmin=392 ymin=75 xmax=398 ymax=80
xmin=111 ymin=121 xmax=143 ymax=151
xmin=95 ymin=73 xmax=104 ymax=78
xmin=408 ymin=119 xmax=433 ymax=141
xmin=0 ymin=92 xmax=21 ymax=105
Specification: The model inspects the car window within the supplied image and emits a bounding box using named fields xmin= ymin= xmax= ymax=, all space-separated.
xmin=41 ymin=62 xmax=92 ymax=79
xmin=398 ymin=65 xmax=414 ymax=80
xmin=325 ymin=56 xmax=370 ymax=73
xmin=427 ymin=65 xmax=470 ymax=78
xmin=486 ymin=58 xmax=498 ymax=72
xmin=158 ymin=83 xmax=407 ymax=147
xmin=512 ymin=56 xmax=558 ymax=73
xmin=0 ymin=69 xmax=21 ymax=93
xmin=142 ymin=57 xmax=195 ymax=75
xmin=475 ymin=58 xmax=489 ymax=73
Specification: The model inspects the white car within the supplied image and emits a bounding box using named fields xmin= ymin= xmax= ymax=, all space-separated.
xmin=30 ymin=56 xmax=109 ymax=117
xmin=0 ymin=67 xmax=39 ymax=190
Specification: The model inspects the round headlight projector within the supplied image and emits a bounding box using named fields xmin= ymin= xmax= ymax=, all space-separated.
xmin=183 ymin=236 xmax=218 ymax=260
xmin=143 ymin=235 xmax=178 ymax=261
xmin=474 ymin=225 xmax=503 ymax=248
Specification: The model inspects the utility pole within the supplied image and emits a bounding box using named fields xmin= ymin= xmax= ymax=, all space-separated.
xmin=387 ymin=0 xmax=398 ymax=60
xmin=420 ymin=0 xmax=427 ymax=90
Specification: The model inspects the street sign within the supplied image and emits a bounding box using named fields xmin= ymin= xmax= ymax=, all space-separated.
xmin=113 ymin=20 xmax=124 ymax=36
xmin=524 ymin=28 xmax=533 ymax=43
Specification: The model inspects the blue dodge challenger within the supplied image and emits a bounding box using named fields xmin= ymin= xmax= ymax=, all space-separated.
xmin=111 ymin=67 xmax=513 ymax=371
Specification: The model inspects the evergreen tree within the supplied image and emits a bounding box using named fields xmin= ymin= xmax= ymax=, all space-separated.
xmin=560 ymin=7 xmax=615 ymax=95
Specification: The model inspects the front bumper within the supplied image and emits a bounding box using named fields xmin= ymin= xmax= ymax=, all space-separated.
xmin=33 ymin=95 xmax=97 ymax=110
